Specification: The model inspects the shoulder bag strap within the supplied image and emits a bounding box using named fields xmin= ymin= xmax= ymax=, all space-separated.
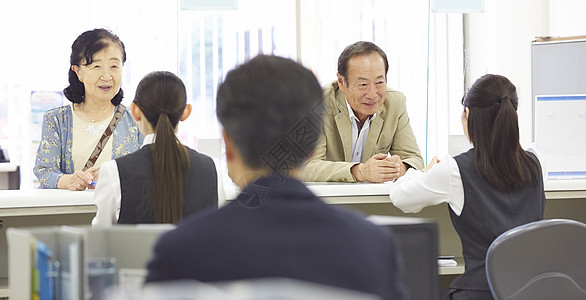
xmin=82 ymin=104 xmax=126 ymax=171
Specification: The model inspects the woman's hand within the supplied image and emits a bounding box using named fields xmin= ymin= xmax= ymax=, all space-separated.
xmin=86 ymin=166 xmax=100 ymax=188
xmin=422 ymin=156 xmax=440 ymax=172
xmin=57 ymin=170 xmax=95 ymax=191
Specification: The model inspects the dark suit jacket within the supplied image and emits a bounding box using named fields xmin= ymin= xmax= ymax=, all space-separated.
xmin=146 ymin=176 xmax=407 ymax=300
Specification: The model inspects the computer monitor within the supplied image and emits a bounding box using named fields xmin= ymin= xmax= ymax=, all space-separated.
xmin=368 ymin=215 xmax=440 ymax=300
xmin=534 ymin=95 xmax=586 ymax=180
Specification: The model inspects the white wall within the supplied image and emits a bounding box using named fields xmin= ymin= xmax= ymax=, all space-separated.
xmin=465 ymin=0 xmax=586 ymax=147
xmin=549 ymin=0 xmax=586 ymax=36
xmin=464 ymin=0 xmax=549 ymax=146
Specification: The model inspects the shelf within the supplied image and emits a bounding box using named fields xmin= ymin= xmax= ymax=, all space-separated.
xmin=438 ymin=257 xmax=465 ymax=275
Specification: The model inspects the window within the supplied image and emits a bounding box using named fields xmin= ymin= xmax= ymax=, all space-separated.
xmin=1 ymin=0 xmax=464 ymax=187
xmin=300 ymin=0 xmax=464 ymax=160
xmin=177 ymin=0 xmax=297 ymax=144
xmin=179 ymin=0 xmax=465 ymax=160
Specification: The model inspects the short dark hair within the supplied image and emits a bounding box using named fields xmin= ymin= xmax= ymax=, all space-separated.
xmin=337 ymin=41 xmax=389 ymax=83
xmin=463 ymin=74 xmax=540 ymax=191
xmin=216 ymin=55 xmax=324 ymax=174
xmin=63 ymin=28 xmax=127 ymax=105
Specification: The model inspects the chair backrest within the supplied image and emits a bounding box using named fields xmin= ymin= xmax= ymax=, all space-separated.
xmin=486 ymin=219 xmax=586 ymax=300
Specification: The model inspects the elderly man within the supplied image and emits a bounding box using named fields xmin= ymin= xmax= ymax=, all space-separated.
xmin=303 ymin=41 xmax=424 ymax=182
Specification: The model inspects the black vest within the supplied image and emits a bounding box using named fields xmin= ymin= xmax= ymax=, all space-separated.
xmin=450 ymin=149 xmax=545 ymax=292
xmin=117 ymin=146 xmax=218 ymax=224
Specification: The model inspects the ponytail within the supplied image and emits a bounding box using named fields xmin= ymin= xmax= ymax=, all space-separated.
xmin=151 ymin=113 xmax=189 ymax=223
xmin=465 ymin=74 xmax=541 ymax=191
xmin=133 ymin=71 xmax=190 ymax=224
xmin=475 ymin=98 xmax=540 ymax=190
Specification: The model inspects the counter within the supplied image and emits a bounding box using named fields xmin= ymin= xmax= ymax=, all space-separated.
xmin=0 ymin=189 xmax=97 ymax=297
xmin=1 ymin=179 xmax=585 ymax=297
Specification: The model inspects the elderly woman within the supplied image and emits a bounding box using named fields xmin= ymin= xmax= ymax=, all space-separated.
xmin=34 ymin=28 xmax=142 ymax=190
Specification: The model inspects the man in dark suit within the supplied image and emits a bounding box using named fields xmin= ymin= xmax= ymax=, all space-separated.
xmin=145 ymin=55 xmax=407 ymax=300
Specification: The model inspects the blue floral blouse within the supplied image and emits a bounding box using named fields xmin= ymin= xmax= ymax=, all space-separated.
xmin=34 ymin=105 xmax=143 ymax=188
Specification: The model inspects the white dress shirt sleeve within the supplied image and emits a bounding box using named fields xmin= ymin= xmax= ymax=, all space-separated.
xmin=389 ymin=154 xmax=465 ymax=216
xmin=91 ymin=159 xmax=122 ymax=227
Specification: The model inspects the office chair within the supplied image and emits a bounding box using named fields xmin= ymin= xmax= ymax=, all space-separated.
xmin=485 ymin=219 xmax=586 ymax=300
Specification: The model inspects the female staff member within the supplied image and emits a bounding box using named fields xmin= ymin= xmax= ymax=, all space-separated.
xmin=389 ymin=74 xmax=546 ymax=300
xmin=34 ymin=28 xmax=142 ymax=190
xmin=92 ymin=71 xmax=222 ymax=225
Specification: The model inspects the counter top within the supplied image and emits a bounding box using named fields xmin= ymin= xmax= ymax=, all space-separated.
xmin=0 ymin=190 xmax=96 ymax=217
xmin=1 ymin=178 xmax=584 ymax=210
xmin=0 ymin=189 xmax=94 ymax=208
xmin=544 ymin=179 xmax=586 ymax=191
xmin=305 ymin=181 xmax=391 ymax=197
xmin=306 ymin=179 xmax=586 ymax=195
xmin=225 ymin=179 xmax=586 ymax=204
xmin=0 ymin=163 xmax=18 ymax=173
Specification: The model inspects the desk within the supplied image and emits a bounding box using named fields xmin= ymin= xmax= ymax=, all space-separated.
xmin=307 ymin=179 xmax=586 ymax=203
xmin=305 ymin=180 xmax=586 ymax=278
xmin=227 ymin=180 xmax=586 ymax=271
xmin=0 ymin=189 xmax=97 ymax=297
xmin=2 ymin=180 xmax=584 ymax=296
xmin=306 ymin=182 xmax=391 ymax=204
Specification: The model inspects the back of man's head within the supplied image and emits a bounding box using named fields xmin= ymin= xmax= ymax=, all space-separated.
xmin=217 ymin=55 xmax=324 ymax=175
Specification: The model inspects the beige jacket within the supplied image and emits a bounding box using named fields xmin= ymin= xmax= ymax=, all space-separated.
xmin=302 ymin=81 xmax=424 ymax=182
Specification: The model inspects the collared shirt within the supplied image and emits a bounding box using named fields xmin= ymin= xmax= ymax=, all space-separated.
xmin=92 ymin=133 xmax=226 ymax=226
xmin=388 ymin=146 xmax=547 ymax=216
xmin=346 ymin=100 xmax=376 ymax=163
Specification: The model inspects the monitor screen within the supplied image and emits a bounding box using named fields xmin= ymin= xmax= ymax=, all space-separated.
xmin=535 ymin=95 xmax=586 ymax=180
xmin=368 ymin=215 xmax=440 ymax=300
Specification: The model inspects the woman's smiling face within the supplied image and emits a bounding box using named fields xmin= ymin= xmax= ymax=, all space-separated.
xmin=72 ymin=42 xmax=124 ymax=103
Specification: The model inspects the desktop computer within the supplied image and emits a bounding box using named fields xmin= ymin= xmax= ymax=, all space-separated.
xmin=368 ymin=215 xmax=440 ymax=300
